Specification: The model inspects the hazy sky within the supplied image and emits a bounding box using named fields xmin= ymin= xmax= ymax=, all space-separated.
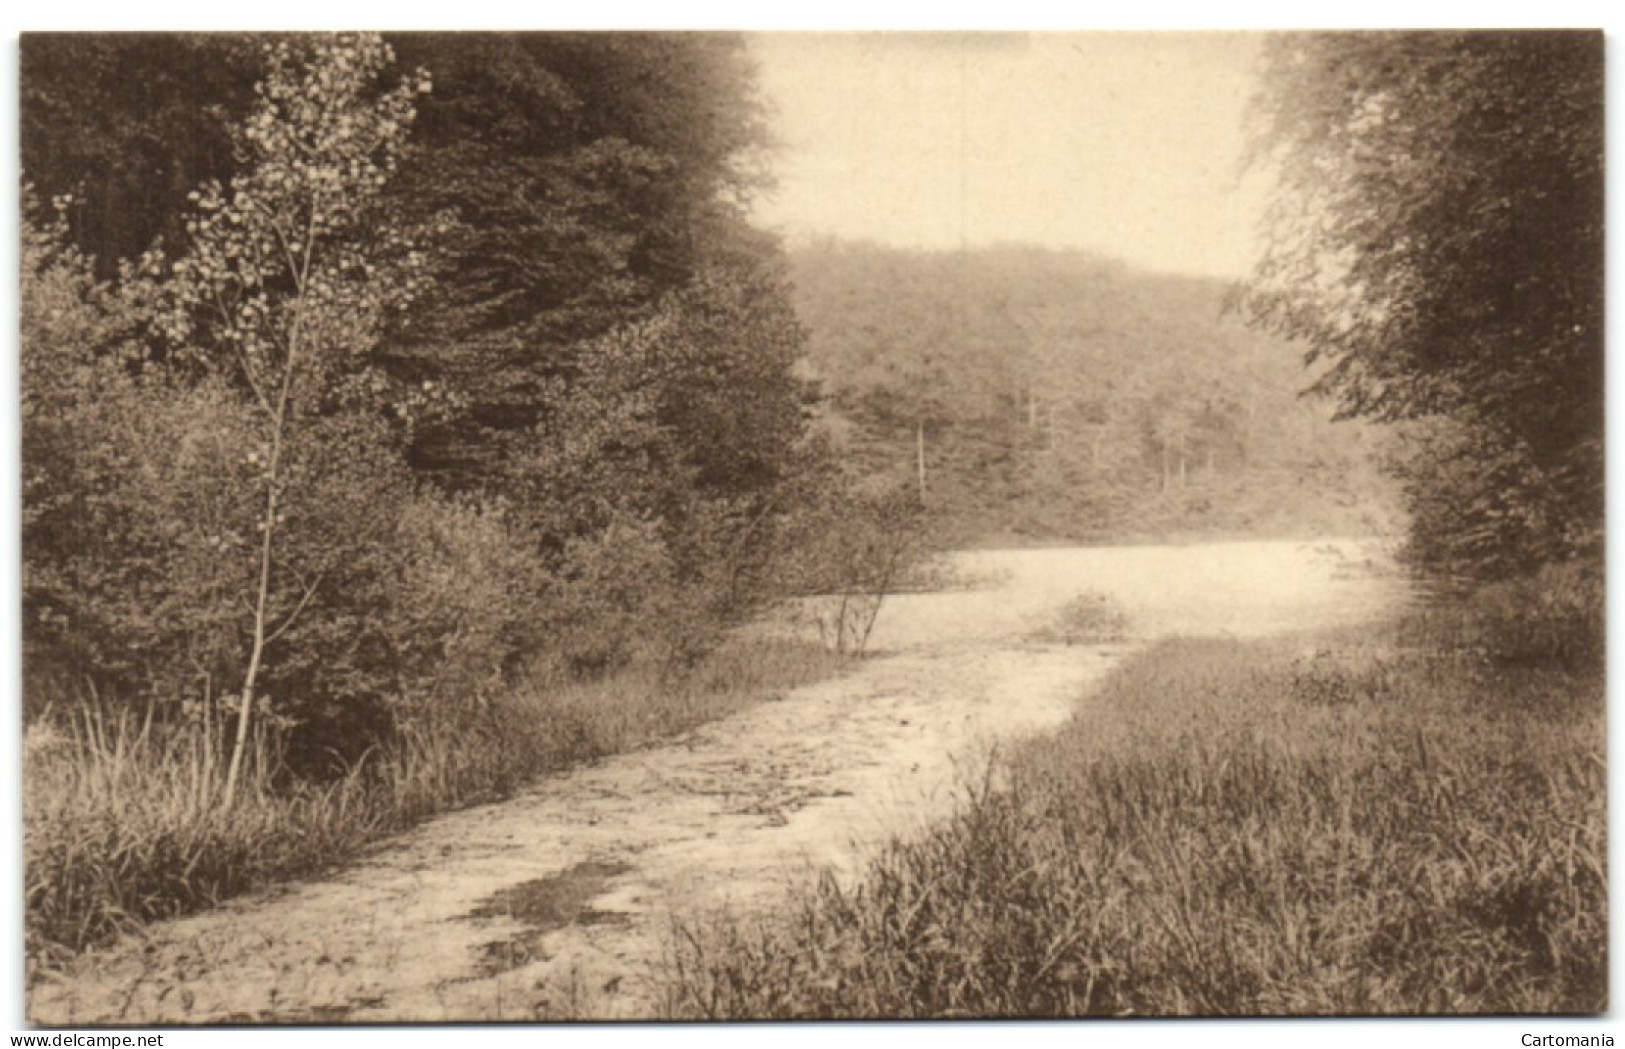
xmin=747 ymin=32 xmax=1271 ymax=278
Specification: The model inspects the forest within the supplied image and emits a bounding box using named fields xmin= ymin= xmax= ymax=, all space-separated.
xmin=18 ymin=29 xmax=1606 ymax=1019
xmin=20 ymin=32 xmax=920 ymax=968
xmin=789 ymin=239 xmax=1396 ymax=545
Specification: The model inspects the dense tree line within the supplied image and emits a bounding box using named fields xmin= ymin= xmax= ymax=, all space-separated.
xmin=789 ymin=240 xmax=1396 ymax=545
xmin=1242 ymin=31 xmax=1603 ymax=581
xmin=23 ymin=33 xmax=787 ymax=483
xmin=21 ymin=32 xmax=893 ymax=787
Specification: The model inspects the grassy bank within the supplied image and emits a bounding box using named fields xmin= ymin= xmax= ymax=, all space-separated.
xmin=25 ymin=637 xmax=845 ymax=980
xmin=665 ymin=574 xmax=1605 ymax=1017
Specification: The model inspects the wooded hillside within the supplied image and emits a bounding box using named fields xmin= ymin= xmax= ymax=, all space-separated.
xmin=789 ymin=240 xmax=1397 ymax=546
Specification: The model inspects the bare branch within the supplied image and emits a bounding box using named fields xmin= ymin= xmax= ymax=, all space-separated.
xmin=264 ymin=570 xmax=325 ymax=647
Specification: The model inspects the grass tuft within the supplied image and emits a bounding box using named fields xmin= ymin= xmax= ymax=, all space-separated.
xmin=1028 ymin=592 xmax=1133 ymax=646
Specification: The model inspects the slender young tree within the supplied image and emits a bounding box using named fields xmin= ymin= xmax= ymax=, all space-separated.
xmin=157 ymin=34 xmax=431 ymax=808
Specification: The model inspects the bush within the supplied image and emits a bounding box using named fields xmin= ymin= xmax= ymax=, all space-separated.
xmin=23 ymin=203 xmax=258 ymax=723
xmin=386 ymin=494 xmax=548 ymax=714
xmin=775 ymin=481 xmax=929 ymax=656
xmin=22 ymin=310 xmax=426 ymax=780
xmin=1029 ymin=593 xmax=1132 ymax=646
xmin=1385 ymin=415 xmax=1600 ymax=583
xmin=1406 ymin=559 xmax=1604 ymax=672
xmin=531 ymin=515 xmax=685 ymax=679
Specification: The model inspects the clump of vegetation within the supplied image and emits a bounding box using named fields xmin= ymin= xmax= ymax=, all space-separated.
xmin=778 ymin=485 xmax=930 ymax=657
xmin=1029 ymin=593 xmax=1132 ymax=646
xmin=1416 ymin=560 xmax=1604 ymax=672
xmin=664 ymin=581 xmax=1605 ymax=1017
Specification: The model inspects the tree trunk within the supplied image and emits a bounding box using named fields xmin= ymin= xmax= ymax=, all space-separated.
xmin=223 ymin=214 xmax=316 ymax=812
xmin=221 ymin=410 xmax=284 ymax=812
xmin=916 ymin=419 xmax=927 ymax=502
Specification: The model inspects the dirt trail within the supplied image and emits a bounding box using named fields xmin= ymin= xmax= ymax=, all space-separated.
xmin=29 ymin=540 xmax=1405 ymax=1024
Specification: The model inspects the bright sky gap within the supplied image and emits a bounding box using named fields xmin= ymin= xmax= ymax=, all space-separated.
xmin=746 ymin=32 xmax=1271 ymax=279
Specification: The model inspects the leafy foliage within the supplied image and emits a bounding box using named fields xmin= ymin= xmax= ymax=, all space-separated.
xmin=1242 ymin=32 xmax=1603 ymax=577
xmin=777 ymin=482 xmax=929 ymax=656
xmin=367 ymin=33 xmax=776 ymax=484
xmin=20 ymin=34 xmax=263 ymax=275
xmin=22 ymin=206 xmax=257 ymax=718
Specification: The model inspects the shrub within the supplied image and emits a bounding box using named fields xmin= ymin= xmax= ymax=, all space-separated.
xmin=532 ymin=515 xmax=683 ymax=679
xmin=386 ymin=493 xmax=548 ymax=713
xmin=1385 ymin=415 xmax=1600 ymax=583
xmin=1406 ymin=559 xmax=1604 ymax=672
xmin=776 ymin=482 xmax=929 ymax=656
xmin=1029 ymin=593 xmax=1132 ymax=645
xmin=22 ymin=287 xmax=426 ymax=780
xmin=22 ymin=201 xmax=260 ymax=725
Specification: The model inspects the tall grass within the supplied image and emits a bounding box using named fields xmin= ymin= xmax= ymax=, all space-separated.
xmin=665 ymin=581 xmax=1605 ymax=1017
xmin=24 ymin=637 xmax=844 ymax=981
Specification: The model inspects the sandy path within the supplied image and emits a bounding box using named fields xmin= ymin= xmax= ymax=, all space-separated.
xmin=28 ymin=540 xmax=1404 ymax=1024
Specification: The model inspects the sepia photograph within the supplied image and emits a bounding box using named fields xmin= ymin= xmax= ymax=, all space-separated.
xmin=10 ymin=22 xmax=1607 ymax=1029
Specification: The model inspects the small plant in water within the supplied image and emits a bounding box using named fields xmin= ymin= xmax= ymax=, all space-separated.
xmin=1032 ymin=593 xmax=1132 ymax=646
